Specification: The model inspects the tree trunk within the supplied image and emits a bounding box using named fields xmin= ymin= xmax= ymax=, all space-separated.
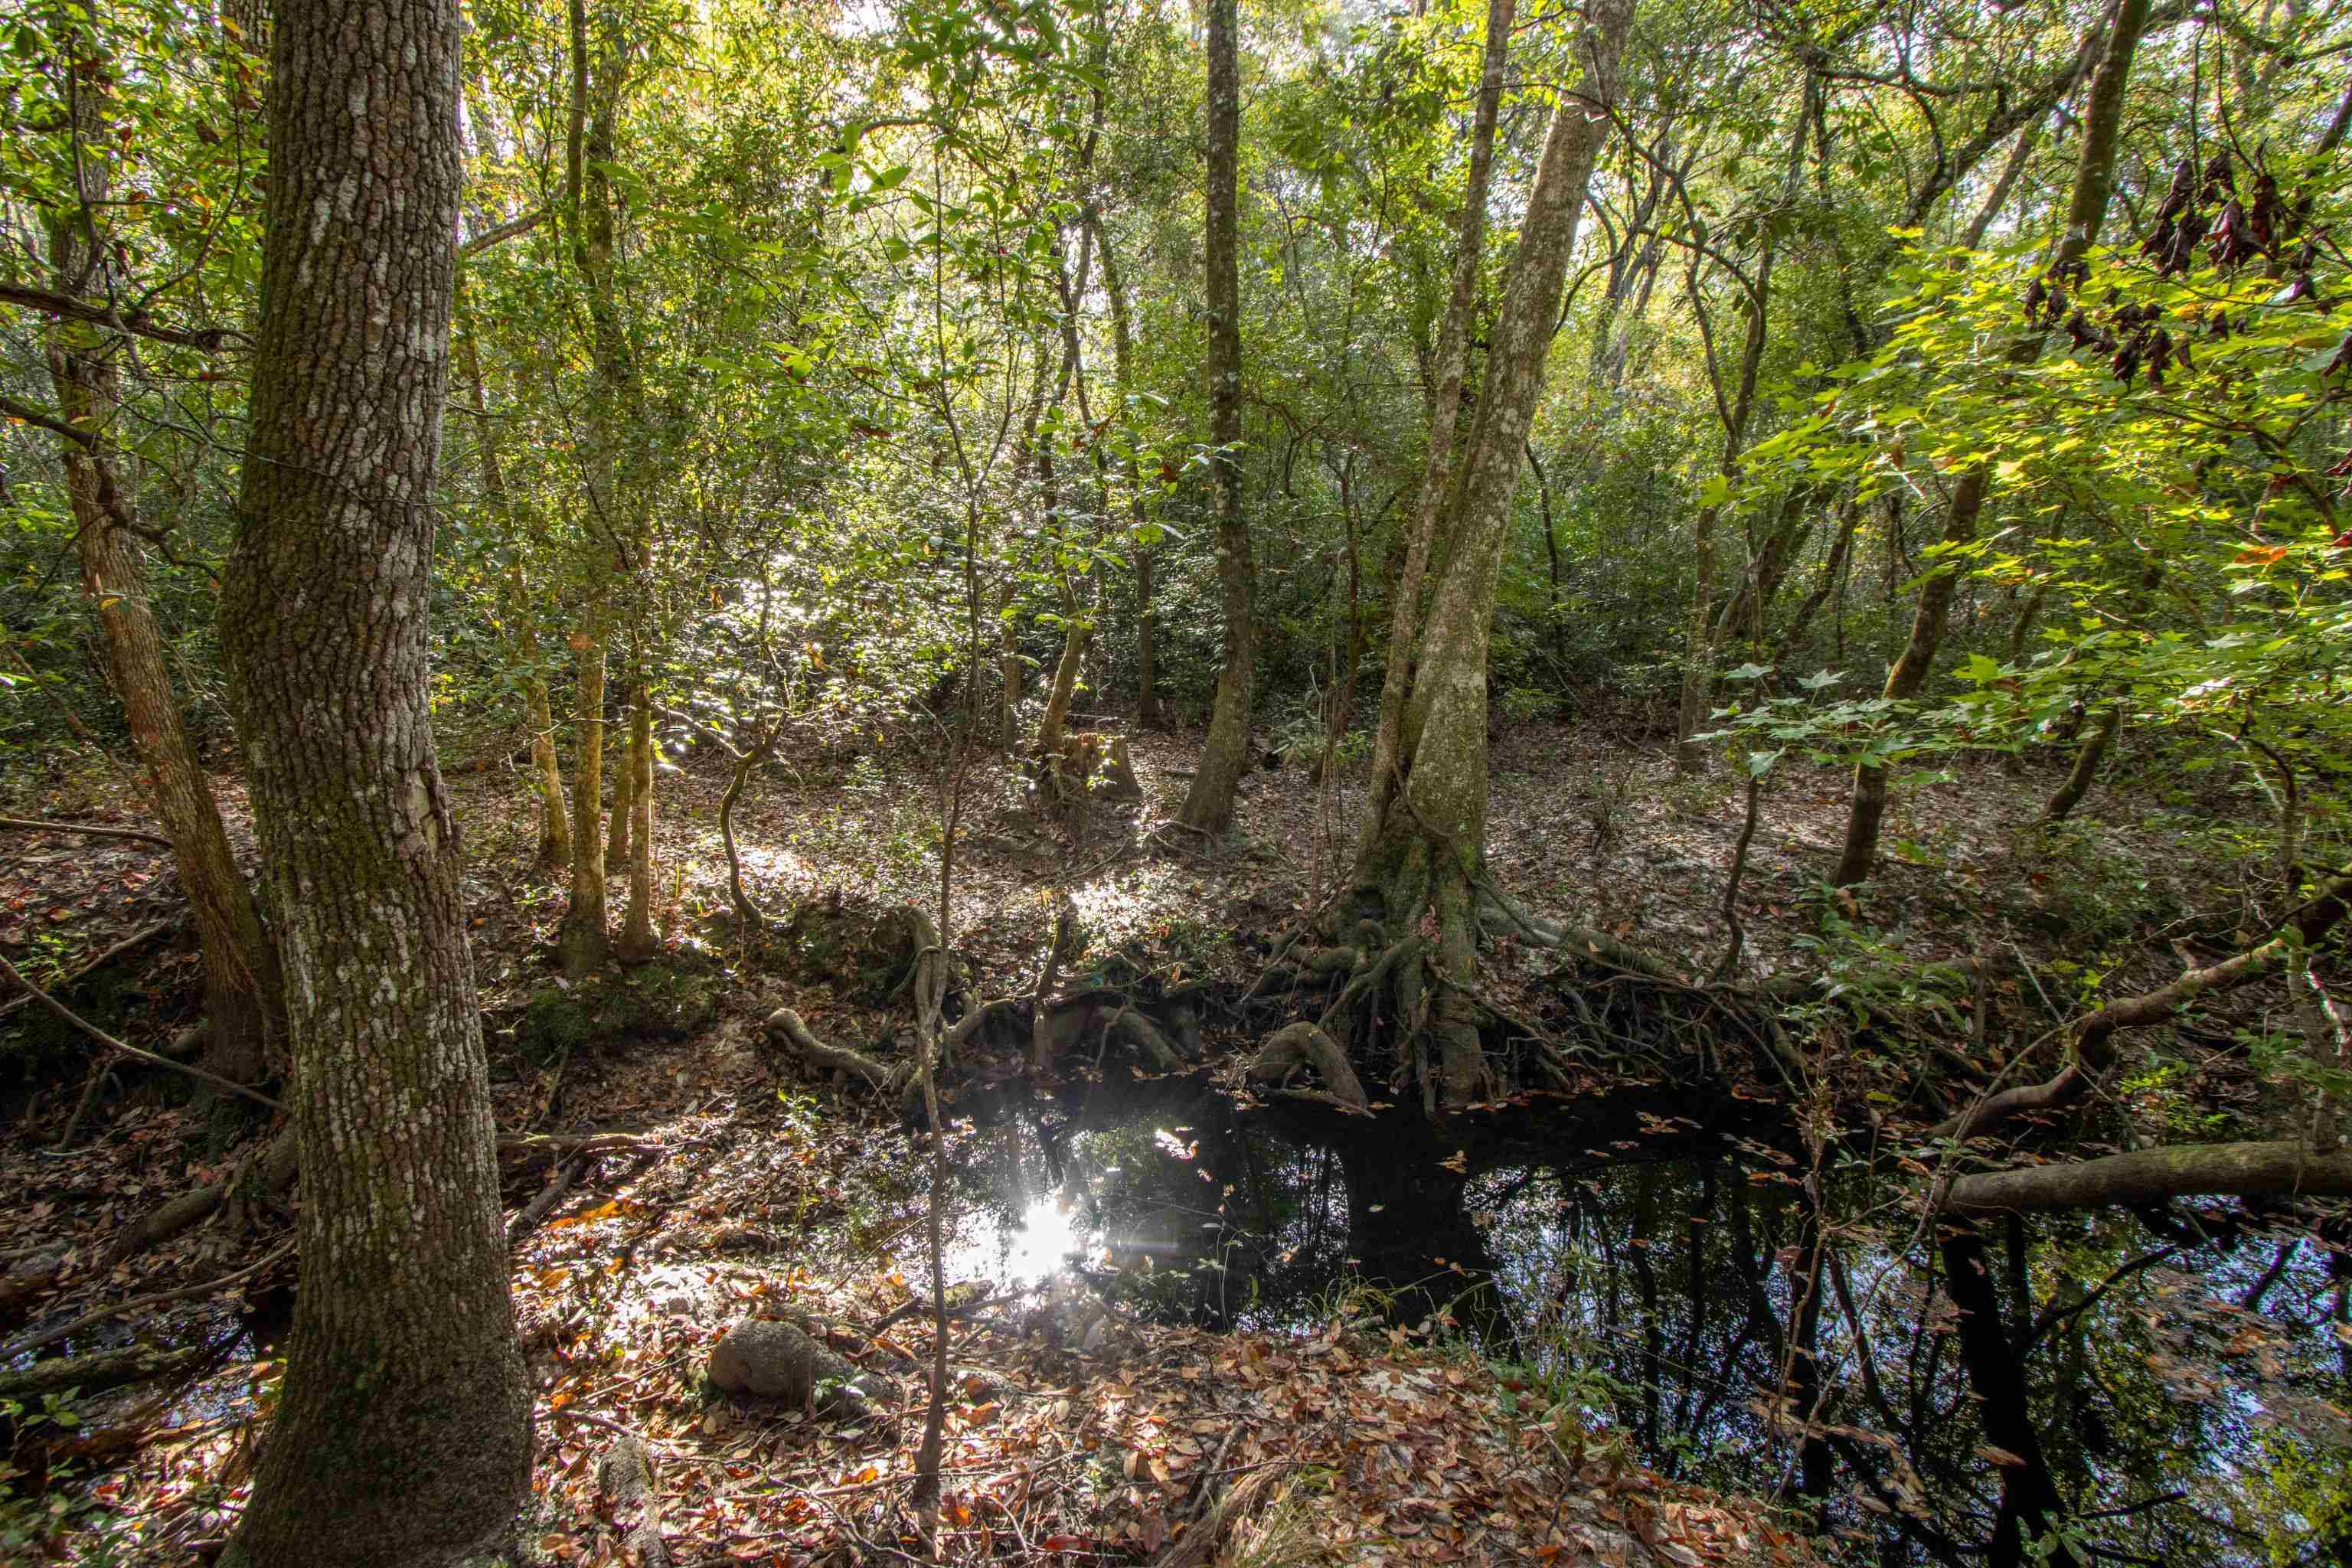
xmin=617 ymin=684 xmax=657 ymax=960
xmin=998 ymin=575 xmax=1021 ymax=746
xmin=1362 ymin=0 xmax=1516 ymax=853
xmin=558 ymin=619 xmax=609 ymax=977
xmin=1675 ymin=75 xmax=1811 ymax=773
xmin=2042 ymin=703 xmax=2119 ymax=823
xmin=559 ymin=0 xmax=631 ymax=973
xmin=1352 ymin=0 xmax=1634 ymax=1107
xmin=1834 ymin=0 xmax=2151 ymax=888
xmin=607 ymin=681 xmax=635 ymax=868
xmin=1087 ymin=207 xmax=1158 ymax=731
xmin=216 ymin=0 xmax=531 ymax=1557
xmin=526 ymin=672 xmax=570 ymax=874
xmin=38 ymin=17 xmax=281 ymax=1088
xmin=1176 ymin=0 xmax=1254 ymax=836
xmin=453 ymin=298 xmax=570 ymax=875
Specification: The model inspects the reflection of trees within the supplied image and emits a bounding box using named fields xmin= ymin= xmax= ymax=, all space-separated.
xmin=946 ymin=1082 xmax=2350 ymax=1566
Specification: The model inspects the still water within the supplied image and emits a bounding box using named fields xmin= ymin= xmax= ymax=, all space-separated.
xmin=933 ymin=1070 xmax=2352 ymax=1566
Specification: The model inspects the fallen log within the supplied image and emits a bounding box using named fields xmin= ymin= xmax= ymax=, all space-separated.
xmin=110 ymin=1126 xmax=659 ymax=1263
xmin=0 ymin=917 xmax=183 ymax=1024
xmin=1945 ymin=1141 xmax=2352 ymax=1217
xmin=4 ymin=1241 xmax=292 ymax=1363
xmin=0 ymin=1342 xmax=210 ymax=1406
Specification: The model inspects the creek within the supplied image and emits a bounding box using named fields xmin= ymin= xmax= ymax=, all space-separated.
xmin=932 ymin=1069 xmax=2352 ymax=1566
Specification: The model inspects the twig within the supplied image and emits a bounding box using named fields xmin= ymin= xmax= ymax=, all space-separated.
xmin=0 ymin=949 xmax=282 ymax=1112
xmin=2 ymin=1240 xmax=293 ymax=1362
xmin=0 ymin=813 xmax=175 ymax=849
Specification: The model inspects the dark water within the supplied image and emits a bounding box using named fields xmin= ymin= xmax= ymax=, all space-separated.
xmin=934 ymin=1070 xmax=2352 ymax=1567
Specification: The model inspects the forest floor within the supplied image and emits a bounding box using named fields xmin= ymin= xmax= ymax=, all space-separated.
xmin=0 ymin=712 xmax=2245 ymax=1565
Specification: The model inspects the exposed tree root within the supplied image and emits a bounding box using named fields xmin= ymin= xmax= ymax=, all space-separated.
xmin=594 ymin=1432 xmax=673 ymax=1568
xmin=1246 ymin=1023 xmax=1369 ymax=1110
xmin=764 ymin=1006 xmax=906 ymax=1093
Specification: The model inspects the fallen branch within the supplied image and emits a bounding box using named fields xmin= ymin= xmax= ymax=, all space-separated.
xmin=0 ymin=918 xmax=183 ymax=1024
xmin=3 ymin=1241 xmax=292 ymax=1363
xmin=1936 ymin=874 xmax=2352 ymax=1143
xmin=0 ymin=1342 xmax=211 ymax=1406
xmin=0 ymin=813 xmax=175 ymax=849
xmin=0 ymin=949 xmax=282 ymax=1112
xmin=109 ymin=1126 xmax=655 ymax=1263
xmin=106 ymin=1132 xmax=299 ymax=1266
xmin=507 ymin=1155 xmax=585 ymax=1248
xmin=1945 ymin=1141 xmax=2352 ymax=1216
xmin=594 ymin=1430 xmax=674 ymax=1568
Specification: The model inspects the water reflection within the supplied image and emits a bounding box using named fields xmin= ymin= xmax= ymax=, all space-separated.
xmin=930 ymin=1071 xmax=2352 ymax=1566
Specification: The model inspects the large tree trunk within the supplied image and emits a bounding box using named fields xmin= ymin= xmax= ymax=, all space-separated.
xmin=1833 ymin=0 xmax=2151 ymax=889
xmin=38 ymin=17 xmax=281 ymax=1089
xmin=1352 ymin=0 xmax=1634 ymax=1107
xmin=1176 ymin=0 xmax=1255 ymax=836
xmin=1362 ymin=0 xmax=1516 ymax=853
xmin=216 ymin=0 xmax=531 ymax=1558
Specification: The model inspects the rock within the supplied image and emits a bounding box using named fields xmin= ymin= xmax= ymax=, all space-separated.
xmin=706 ymin=1316 xmax=895 ymax=1423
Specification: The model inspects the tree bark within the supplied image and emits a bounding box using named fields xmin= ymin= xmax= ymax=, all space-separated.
xmin=1177 ymin=0 xmax=1255 ymax=836
xmin=1362 ymin=0 xmax=1516 ymax=851
xmin=1353 ymin=0 xmax=1635 ymax=1106
xmin=38 ymin=13 xmax=282 ymax=1088
xmin=608 ymin=681 xmax=636 ymax=869
xmin=558 ymin=616 xmax=610 ymax=976
xmin=617 ymin=683 xmax=657 ymax=960
xmin=1834 ymin=0 xmax=2151 ymax=888
xmin=1949 ymin=1141 xmax=2352 ymax=1216
xmin=216 ymin=0 xmax=531 ymax=1558
xmin=2041 ymin=702 xmax=2119 ymax=822
xmin=1089 ymin=201 xmax=1158 ymax=730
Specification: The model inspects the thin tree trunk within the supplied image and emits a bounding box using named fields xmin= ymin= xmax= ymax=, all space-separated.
xmin=216 ymin=0 xmax=531 ymax=1554
xmin=453 ymin=297 xmax=570 ymax=874
xmin=2043 ymin=703 xmax=2120 ymax=822
xmin=39 ymin=15 xmax=280 ymax=1087
xmin=1087 ymin=207 xmax=1158 ymax=730
xmin=1834 ymin=0 xmax=2151 ymax=888
xmin=608 ymin=682 xmax=635 ymax=868
xmin=1178 ymin=0 xmax=1254 ymax=836
xmin=1676 ymin=75 xmax=1811 ymax=772
xmin=558 ymin=0 xmax=630 ymax=972
xmin=558 ymin=616 xmax=609 ymax=976
xmin=617 ymin=685 xmax=656 ymax=959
